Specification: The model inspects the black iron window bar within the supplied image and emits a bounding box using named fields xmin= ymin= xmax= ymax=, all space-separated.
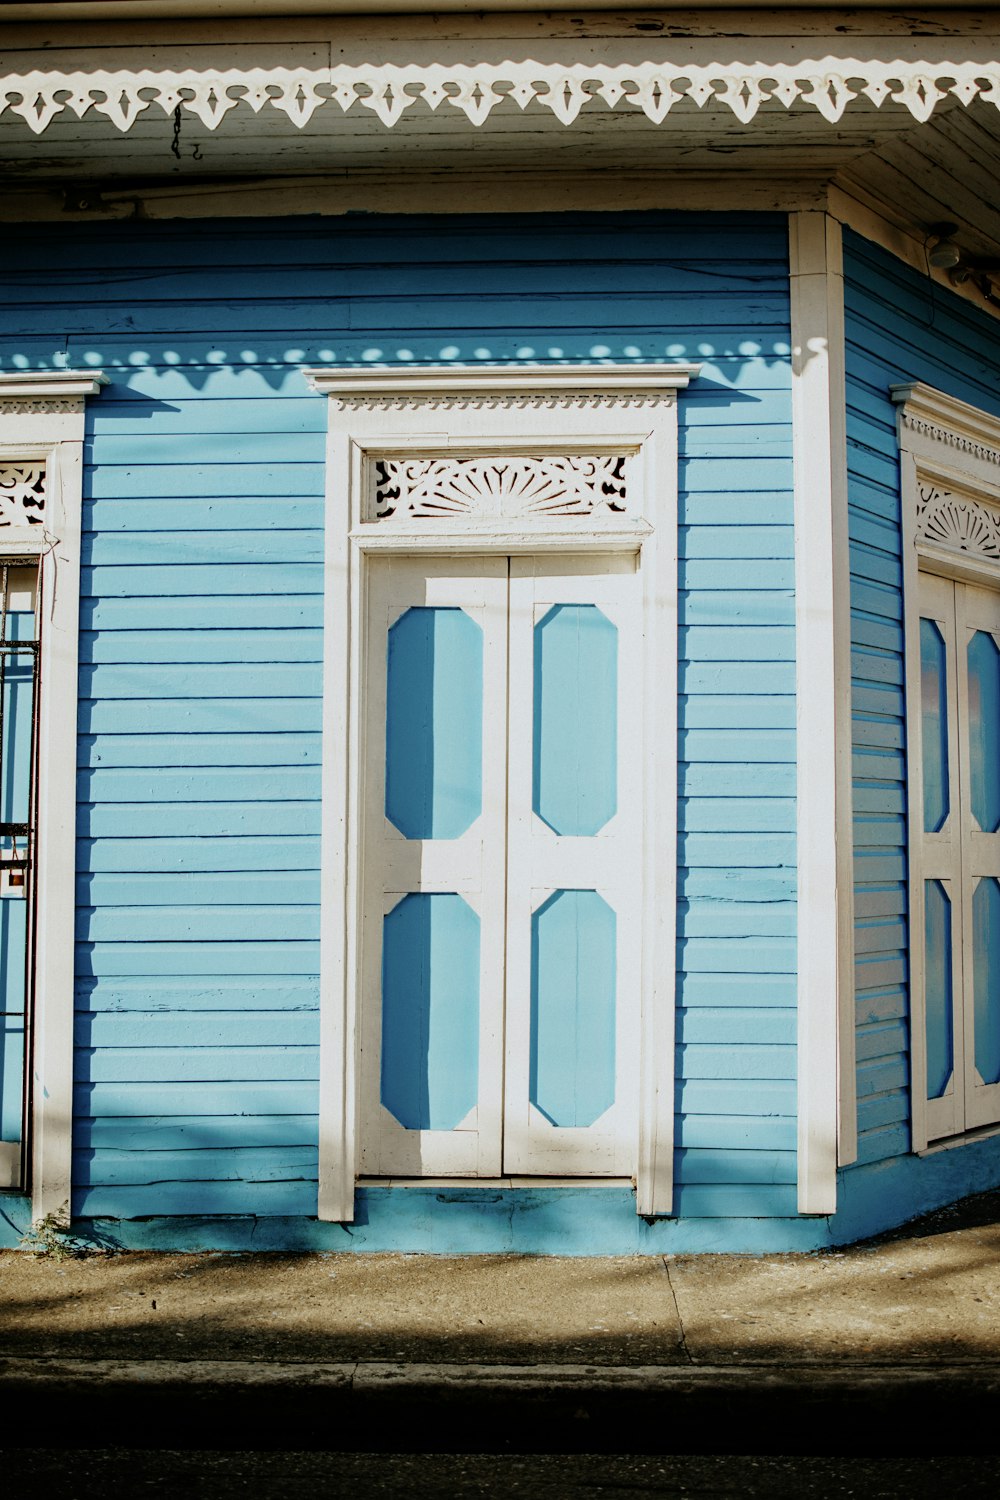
xmin=0 ymin=560 xmax=40 ymax=893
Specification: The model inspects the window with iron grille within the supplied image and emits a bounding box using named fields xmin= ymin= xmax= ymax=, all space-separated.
xmin=0 ymin=369 xmax=103 ymax=1224
xmin=0 ymin=560 xmax=41 ymax=1193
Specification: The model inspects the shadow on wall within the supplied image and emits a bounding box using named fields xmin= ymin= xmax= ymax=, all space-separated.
xmin=0 ymin=356 xmax=793 ymax=399
xmin=0 ymin=210 xmax=799 ymax=391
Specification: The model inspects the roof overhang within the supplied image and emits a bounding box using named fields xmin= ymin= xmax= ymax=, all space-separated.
xmin=4 ymin=21 xmax=1000 ymax=293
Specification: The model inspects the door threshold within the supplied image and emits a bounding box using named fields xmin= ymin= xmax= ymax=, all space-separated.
xmin=358 ymin=1176 xmax=635 ymax=1189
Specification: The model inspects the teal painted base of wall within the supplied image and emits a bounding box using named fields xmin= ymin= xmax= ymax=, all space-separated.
xmin=3 ymin=1187 xmax=822 ymax=1254
xmin=834 ymin=1134 xmax=1000 ymax=1244
xmin=0 ymin=1195 xmax=31 ymax=1246
xmin=1 ymin=1137 xmax=999 ymax=1253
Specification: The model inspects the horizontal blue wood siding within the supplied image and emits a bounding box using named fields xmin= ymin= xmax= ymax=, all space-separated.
xmin=843 ymin=230 xmax=1000 ymax=1175
xmin=3 ymin=210 xmax=794 ymax=1232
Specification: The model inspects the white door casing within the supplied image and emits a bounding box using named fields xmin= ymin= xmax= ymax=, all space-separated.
xmin=911 ymin=571 xmax=1000 ymax=1143
xmin=895 ymin=382 xmax=1000 ymax=1151
xmin=309 ymin=363 xmax=698 ymax=1221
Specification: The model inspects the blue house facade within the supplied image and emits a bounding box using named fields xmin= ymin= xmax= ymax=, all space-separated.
xmin=1 ymin=4 xmax=1000 ymax=1252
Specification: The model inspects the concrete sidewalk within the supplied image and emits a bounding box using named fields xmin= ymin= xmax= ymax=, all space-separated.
xmin=2 ymin=1190 xmax=1000 ymax=1451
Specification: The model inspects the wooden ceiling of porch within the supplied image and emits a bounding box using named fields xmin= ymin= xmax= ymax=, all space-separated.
xmin=4 ymin=88 xmax=999 ymax=264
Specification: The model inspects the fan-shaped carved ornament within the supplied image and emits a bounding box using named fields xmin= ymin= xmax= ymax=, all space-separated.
xmin=371 ymin=455 xmax=627 ymax=522
xmin=0 ymin=464 xmax=45 ymax=528
xmin=917 ymin=482 xmax=1000 ymax=561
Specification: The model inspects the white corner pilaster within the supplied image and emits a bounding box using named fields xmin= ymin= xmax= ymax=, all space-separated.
xmin=790 ymin=213 xmax=856 ymax=1215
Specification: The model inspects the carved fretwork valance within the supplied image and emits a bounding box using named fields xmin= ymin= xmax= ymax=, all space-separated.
xmin=2 ymin=55 xmax=999 ymax=135
xmin=0 ymin=464 xmax=45 ymax=529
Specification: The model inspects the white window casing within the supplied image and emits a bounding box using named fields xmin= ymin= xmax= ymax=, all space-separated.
xmin=0 ymin=369 xmax=106 ymax=1223
xmin=307 ymin=362 xmax=698 ymax=1222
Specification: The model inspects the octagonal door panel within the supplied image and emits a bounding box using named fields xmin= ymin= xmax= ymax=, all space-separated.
xmin=502 ymin=555 xmax=642 ymax=1176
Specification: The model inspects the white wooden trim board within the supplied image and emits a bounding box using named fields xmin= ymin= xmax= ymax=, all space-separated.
xmin=895 ymin=382 xmax=1000 ymax=1153
xmin=790 ymin=211 xmax=855 ymax=1214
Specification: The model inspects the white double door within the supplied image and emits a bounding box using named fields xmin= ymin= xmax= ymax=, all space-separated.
xmin=917 ymin=571 xmax=1000 ymax=1140
xmin=358 ymin=553 xmax=641 ymax=1178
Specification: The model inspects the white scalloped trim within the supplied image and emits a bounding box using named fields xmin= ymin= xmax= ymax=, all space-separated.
xmin=1 ymin=57 xmax=998 ymax=134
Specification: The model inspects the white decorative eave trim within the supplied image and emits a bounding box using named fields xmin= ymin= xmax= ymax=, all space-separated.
xmin=892 ymin=382 xmax=1000 ymax=472
xmin=305 ymin=363 xmax=700 ymax=401
xmin=0 ymin=371 xmax=110 ymax=400
xmin=3 ymin=57 xmax=999 ymax=134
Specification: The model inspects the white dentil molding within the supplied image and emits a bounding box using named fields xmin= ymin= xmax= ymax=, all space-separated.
xmin=3 ymin=55 xmax=999 ymax=134
xmin=893 ymin=383 xmax=1000 ymax=473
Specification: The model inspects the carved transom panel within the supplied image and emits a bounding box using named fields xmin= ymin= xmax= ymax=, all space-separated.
xmin=917 ymin=480 xmax=1000 ymax=561
xmin=0 ymin=464 xmax=45 ymax=528
xmin=370 ymin=455 xmax=628 ymax=522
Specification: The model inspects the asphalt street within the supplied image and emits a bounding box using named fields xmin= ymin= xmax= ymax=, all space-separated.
xmin=6 ymin=1451 xmax=1000 ymax=1499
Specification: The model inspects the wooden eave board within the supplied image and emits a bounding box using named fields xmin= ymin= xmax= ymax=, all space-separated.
xmin=3 ymin=24 xmax=1000 ymax=257
xmin=0 ymin=89 xmax=955 ymax=184
xmin=837 ymin=100 xmax=1000 ymax=263
xmin=4 ymin=10 xmax=1000 ymax=44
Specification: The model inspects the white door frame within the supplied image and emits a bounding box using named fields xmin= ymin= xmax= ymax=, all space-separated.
xmin=895 ymin=381 xmax=1000 ymax=1152
xmin=307 ymin=363 xmax=698 ymax=1221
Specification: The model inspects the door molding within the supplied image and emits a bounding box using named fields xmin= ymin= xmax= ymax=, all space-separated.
xmin=895 ymin=381 xmax=1000 ymax=1152
xmin=308 ymin=362 xmax=698 ymax=1221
